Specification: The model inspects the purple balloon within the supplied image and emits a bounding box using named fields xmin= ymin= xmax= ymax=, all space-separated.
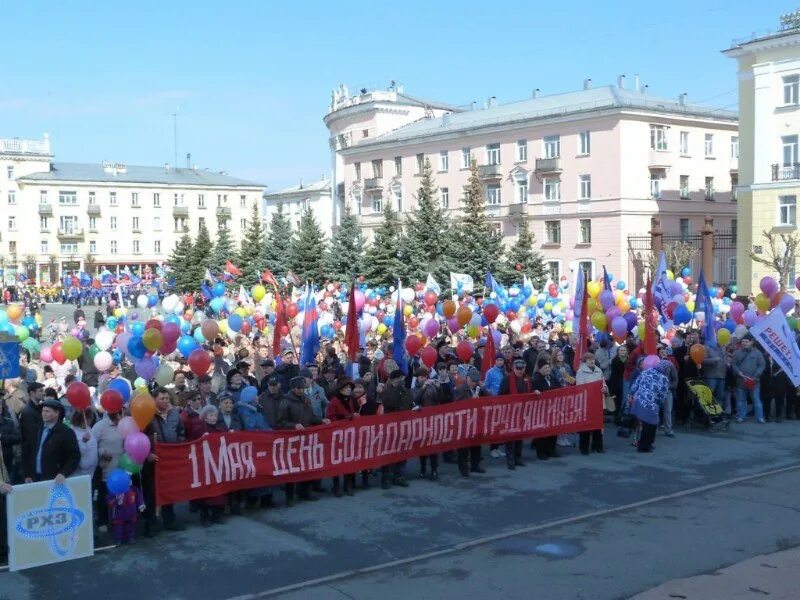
xmin=760 ymin=276 xmax=779 ymax=298
xmin=447 ymin=317 xmax=460 ymax=333
xmin=743 ymin=309 xmax=758 ymax=327
xmin=669 ymin=281 xmax=683 ymax=296
xmin=124 ymin=432 xmax=151 ymax=464
xmin=623 ymin=311 xmax=638 ymax=332
xmin=780 ymin=293 xmax=796 ymax=314
xmin=491 ymin=328 xmax=501 ymax=346
xmin=611 ymin=316 xmax=627 ymax=337
xmin=599 ymin=290 xmax=615 ymax=310
xmin=423 ymin=318 xmax=439 ymax=338
xmin=642 ymin=354 xmax=660 ymax=370
xmin=606 ymin=306 xmax=621 ymax=321
xmin=730 ymin=301 xmax=745 ymax=317
xmin=135 ymin=358 xmax=157 ymax=380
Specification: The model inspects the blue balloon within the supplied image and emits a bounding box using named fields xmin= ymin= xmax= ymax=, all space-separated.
xmin=673 ymin=304 xmax=692 ymax=325
xmin=210 ymin=297 xmax=225 ymax=313
xmin=112 ymin=349 xmax=122 ymax=364
xmin=193 ymin=327 xmax=205 ymax=343
xmin=106 ymin=317 xmax=118 ymax=330
xmin=240 ymin=385 xmax=258 ymax=404
xmin=616 ymin=281 xmax=626 ymax=290
xmin=0 ymin=323 xmax=14 ymax=335
xmin=165 ymin=315 xmax=181 ymax=326
xmin=725 ymin=319 xmax=736 ymax=333
xmin=320 ymin=324 xmax=335 ymax=338
xmin=180 ymin=320 xmax=192 ymax=334
xmin=128 ymin=336 xmax=146 ymax=359
xmin=108 ymin=378 xmax=131 ymax=403
xmin=681 ymin=267 xmax=692 ymax=277
xmin=509 ymin=298 xmax=521 ymax=312
xmin=147 ymin=294 xmax=159 ymax=308
xmin=212 ymin=282 xmax=226 ymax=297
xmin=107 ymin=468 xmax=132 ymax=495
xmin=228 ymin=314 xmax=243 ymax=332
xmin=131 ymin=322 xmax=145 ymax=336
xmin=177 ymin=334 xmax=198 ymax=358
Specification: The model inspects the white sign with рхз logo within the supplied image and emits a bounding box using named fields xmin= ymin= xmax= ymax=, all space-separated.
xmin=6 ymin=475 xmax=94 ymax=571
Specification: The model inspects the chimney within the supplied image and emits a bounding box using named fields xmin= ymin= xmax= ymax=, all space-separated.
xmin=634 ymin=74 xmax=640 ymax=93
xmin=679 ymin=93 xmax=687 ymax=106
xmin=583 ymin=78 xmax=592 ymax=90
xmin=617 ymin=74 xmax=626 ymax=89
xmin=487 ymin=96 xmax=497 ymax=108
xmin=533 ymin=88 xmax=540 ymax=98
xmin=470 ymin=100 xmax=477 ymax=110
xmin=164 ymin=162 xmax=170 ymax=172
xmin=442 ymin=113 xmax=451 ymax=127
xmin=299 ymin=178 xmax=304 ymax=189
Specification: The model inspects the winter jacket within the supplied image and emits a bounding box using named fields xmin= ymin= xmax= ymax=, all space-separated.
xmin=145 ymin=408 xmax=185 ymax=445
xmin=91 ymin=414 xmax=124 ymax=480
xmin=180 ymin=406 xmax=206 ymax=441
xmin=630 ymin=368 xmax=669 ymax=425
xmin=701 ymin=344 xmax=726 ymax=379
xmin=69 ymin=424 xmax=99 ymax=477
xmin=326 ymin=394 xmax=356 ymax=422
xmin=258 ymin=391 xmax=283 ymax=429
xmin=0 ymin=407 xmax=21 ymax=477
xmin=484 ymin=366 xmax=506 ymax=396
xmin=731 ymin=347 xmax=767 ymax=381
xmin=379 ymin=382 xmax=414 ymax=413
xmin=218 ymin=410 xmax=244 ymax=432
xmin=413 ymin=382 xmax=442 ymax=408
xmin=22 ymin=421 xmax=81 ymax=481
xmin=575 ymin=363 xmax=604 ymax=385
xmin=277 ymin=392 xmax=323 ymax=429
xmin=307 ymin=383 xmax=329 ymax=420
xmin=19 ymin=399 xmax=43 ymax=449
xmin=237 ymin=401 xmax=271 ymax=432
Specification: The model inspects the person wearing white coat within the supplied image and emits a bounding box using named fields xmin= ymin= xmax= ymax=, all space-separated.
xmin=68 ymin=410 xmax=98 ymax=477
xmin=576 ymin=353 xmax=606 ymax=455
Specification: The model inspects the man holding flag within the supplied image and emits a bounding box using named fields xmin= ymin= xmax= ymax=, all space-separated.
xmin=695 ymin=270 xmax=727 ymax=411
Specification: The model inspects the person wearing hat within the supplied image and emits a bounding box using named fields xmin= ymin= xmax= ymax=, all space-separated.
xmin=197 ymin=374 xmax=217 ymax=407
xmin=21 ymin=398 xmax=80 ymax=483
xmin=731 ymin=334 xmax=767 ymax=423
xmin=258 ymin=376 xmax=284 ymax=429
xmin=413 ymin=366 xmax=442 ymax=481
xmin=302 ymin=368 xmax=329 ymax=421
xmin=257 ymin=359 xmax=280 ymax=395
xmin=236 ymin=360 xmax=258 ymax=388
xmin=531 ymin=357 xmax=560 ymax=460
xmin=19 ymin=381 xmax=45 ymax=454
xmin=379 ymin=369 xmax=414 ymax=489
xmin=453 ymin=367 xmax=486 ymax=477
xmin=277 ymin=377 xmax=331 ymax=505
xmin=326 ymin=378 xmax=357 ymax=496
xmin=499 ymin=358 xmax=533 ymax=469
xmin=275 ymin=350 xmax=299 ymax=394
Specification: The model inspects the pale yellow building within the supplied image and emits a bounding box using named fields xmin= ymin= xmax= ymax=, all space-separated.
xmin=725 ymin=12 xmax=800 ymax=294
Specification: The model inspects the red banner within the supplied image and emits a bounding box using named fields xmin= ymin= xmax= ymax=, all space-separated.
xmin=155 ymin=381 xmax=603 ymax=505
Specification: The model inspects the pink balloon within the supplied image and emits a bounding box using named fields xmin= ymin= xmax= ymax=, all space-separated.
xmin=117 ymin=416 xmax=140 ymax=439
xmin=642 ymin=355 xmax=660 ymax=370
xmin=353 ymin=290 xmax=366 ymax=312
xmin=93 ymin=351 xmax=113 ymax=372
xmin=40 ymin=346 xmax=53 ymax=363
xmin=161 ymin=322 xmax=181 ymax=344
xmin=108 ymin=300 xmax=117 ymax=308
xmin=423 ymin=318 xmax=439 ymax=338
xmin=729 ymin=301 xmax=745 ymax=317
xmin=447 ymin=317 xmax=460 ymax=333
xmin=124 ymin=431 xmax=151 ymax=463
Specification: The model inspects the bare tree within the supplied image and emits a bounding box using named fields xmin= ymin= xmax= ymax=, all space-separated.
xmin=647 ymin=241 xmax=699 ymax=277
xmin=749 ymin=230 xmax=800 ymax=291
xmin=22 ymin=254 xmax=37 ymax=281
xmin=47 ymin=254 xmax=59 ymax=284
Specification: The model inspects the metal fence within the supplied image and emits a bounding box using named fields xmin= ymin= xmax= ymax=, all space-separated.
xmin=713 ymin=230 xmax=737 ymax=288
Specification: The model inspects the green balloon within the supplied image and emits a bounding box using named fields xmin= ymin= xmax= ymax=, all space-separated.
xmin=89 ymin=345 xmax=100 ymax=360
xmin=119 ymin=453 xmax=142 ymax=474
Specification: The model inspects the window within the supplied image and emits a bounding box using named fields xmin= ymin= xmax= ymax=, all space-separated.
xmin=579 ymin=175 xmax=591 ymax=200
xmin=352 ymin=189 xmax=362 ymax=215
xmin=680 ymin=175 xmax=690 ymax=199
xmin=6 ymin=165 xmax=13 ymax=180
xmin=153 ymin=192 xmax=160 ymax=207
xmin=153 ymin=216 xmax=161 ymax=231
xmin=728 ymin=257 xmax=737 ymax=283
xmin=679 ymin=218 xmax=690 ymax=239
xmin=371 ymin=194 xmax=382 ymax=213
xmin=731 ymin=172 xmax=739 ymax=202
xmin=783 ymin=135 xmax=798 ymax=166
xmin=730 ymin=136 xmax=739 ymax=159
xmin=461 ymin=148 xmax=471 ymax=168
xmin=704 ymin=134 xmax=714 ymax=157
xmin=544 ymin=178 xmax=560 ymax=201
xmin=415 ymin=153 xmax=424 ymax=174
xmin=438 ymin=151 xmax=448 ymax=172
xmin=110 ymin=216 xmax=117 ymax=230
xmin=392 ymin=185 xmax=403 ymax=212
xmin=60 ymin=243 xmax=77 ymax=254
xmin=354 ymin=162 xmax=361 ymax=181
xmin=88 ymin=216 xmax=97 ymax=230
xmin=154 ymin=240 xmax=161 ymax=253
xmin=8 ymin=216 xmax=16 ymax=231
xmin=650 ymin=174 xmax=662 ymax=198
xmin=491 ymin=222 xmax=502 ymax=237
xmin=362 ymin=129 xmax=369 ymax=138
xmin=88 ymin=191 xmax=96 ymax=205
xmin=7 ymin=191 xmax=15 ymax=205
xmin=198 ymin=194 xmax=205 ymax=208
xmin=8 ymin=241 xmax=15 ymax=254
xmin=784 ymin=75 xmax=799 ymax=105
xmin=109 ymin=191 xmax=117 ymax=206
xmin=240 ymin=195 xmax=246 ymax=208
xmin=547 ymin=261 xmax=560 ymax=280
xmin=485 ymin=144 xmax=501 ymax=166
xmin=731 ymin=219 xmax=738 ymax=239
xmin=372 ymin=159 xmax=383 ymax=178
xmin=650 ymin=125 xmax=668 ymax=151
xmin=133 ymin=240 xmax=140 ymax=254
xmin=578 ymin=261 xmax=594 ymax=279
xmin=705 ymin=177 xmax=715 ymax=201
xmin=131 ymin=192 xmax=139 ymax=207
xmin=517 ymin=140 xmax=528 ymax=162
xmin=779 ymin=195 xmax=797 ymax=226
xmin=240 ymin=218 xmax=246 ymax=230
xmin=110 ymin=240 xmax=118 ymax=254
xmin=516 ymin=177 xmax=528 ymax=204
xmin=579 ymin=219 xmax=592 ymax=244
xmin=40 ymin=216 xmax=49 ymax=230
xmin=59 ymin=190 xmax=77 ymax=205
xmin=579 ymin=131 xmax=591 ymax=156
xmin=40 ymin=240 xmax=48 ymax=254
xmin=89 ymin=240 xmax=96 ymax=254
xmin=394 ymin=157 xmax=402 ymax=176
xmin=545 ymin=220 xmax=561 ymax=244
xmin=680 ymin=131 xmax=689 ymax=155
xmin=132 ymin=216 xmax=140 ymax=231
xmin=39 ymin=190 xmax=47 ymax=204
xmin=543 ymin=135 xmax=560 ymax=158
xmin=59 ymin=215 xmax=77 ymax=233
xmin=485 ymin=184 xmax=501 ymax=205
xmin=440 ymin=187 xmax=449 ymax=208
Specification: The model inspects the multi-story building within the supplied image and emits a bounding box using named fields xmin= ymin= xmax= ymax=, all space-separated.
xmin=262 ymin=178 xmax=333 ymax=233
xmin=325 ymin=79 xmax=739 ymax=285
xmin=0 ymin=136 xmax=263 ymax=284
xmin=725 ymin=11 xmax=800 ymax=294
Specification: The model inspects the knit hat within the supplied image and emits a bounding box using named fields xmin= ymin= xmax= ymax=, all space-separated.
xmin=389 ymin=369 xmax=404 ymax=380
xmin=289 ymin=376 xmax=307 ymax=390
xmin=199 ymin=404 xmax=218 ymax=419
xmin=466 ymin=367 xmax=481 ymax=382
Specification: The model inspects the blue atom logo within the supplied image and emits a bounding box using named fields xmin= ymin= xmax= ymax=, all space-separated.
xmin=15 ymin=483 xmax=85 ymax=557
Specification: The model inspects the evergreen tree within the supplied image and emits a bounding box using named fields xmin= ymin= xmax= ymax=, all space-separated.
xmin=403 ymin=159 xmax=453 ymax=284
xmin=209 ymin=219 xmax=235 ymax=278
xmin=495 ymin=217 xmax=548 ymax=286
xmin=237 ymin=200 xmax=265 ymax=288
xmin=262 ymin=201 xmax=293 ymax=279
xmin=450 ymin=162 xmax=503 ymax=280
xmin=187 ymin=220 xmax=213 ymax=289
xmin=325 ymin=206 xmax=364 ymax=282
xmin=168 ymin=232 xmax=195 ymax=292
xmin=289 ymin=208 xmax=327 ymax=284
xmin=362 ymin=200 xmax=403 ymax=287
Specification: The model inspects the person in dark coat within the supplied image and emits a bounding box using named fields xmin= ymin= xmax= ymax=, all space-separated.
xmin=454 ymin=367 xmax=486 ymax=477
xmin=19 ymin=382 xmax=45 ymax=451
xmin=93 ymin=308 xmax=105 ymax=330
xmin=217 ymin=393 xmax=243 ymax=431
xmin=258 ymin=376 xmax=284 ymax=429
xmin=275 ymin=350 xmax=299 ymax=394
xmin=379 ymin=370 xmax=414 ymax=489
xmin=179 ymin=391 xmax=207 ymax=442
xmin=531 ymin=358 xmax=559 ymax=460
xmin=0 ymin=393 xmax=21 ymax=484
xmin=21 ymin=398 xmax=80 ymax=483
xmin=326 ymin=379 xmax=358 ymax=496
xmin=78 ymin=339 xmax=100 ymax=390
xmin=499 ymin=358 xmax=533 ymax=469
xmin=414 ymin=366 xmax=442 ymax=480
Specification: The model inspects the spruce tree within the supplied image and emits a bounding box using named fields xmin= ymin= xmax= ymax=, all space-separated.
xmin=495 ymin=217 xmax=548 ymax=286
xmin=362 ymin=200 xmax=403 ymax=287
xmin=263 ymin=201 xmax=293 ymax=279
xmin=404 ymin=159 xmax=453 ymax=284
xmin=289 ymin=208 xmax=327 ymax=284
xmin=168 ymin=232 xmax=194 ymax=292
xmin=187 ymin=220 xmax=213 ymax=289
xmin=237 ymin=200 xmax=264 ymax=288
xmin=450 ymin=161 xmax=503 ymax=280
xmin=209 ymin=219 xmax=235 ymax=278
xmin=326 ymin=206 xmax=364 ymax=282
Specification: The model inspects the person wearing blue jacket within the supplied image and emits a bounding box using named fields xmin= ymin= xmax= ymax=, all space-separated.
xmin=236 ymin=386 xmax=274 ymax=508
xmin=485 ymin=352 xmax=507 ymax=459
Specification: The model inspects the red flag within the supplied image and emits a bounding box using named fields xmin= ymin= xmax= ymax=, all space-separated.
xmin=573 ymin=274 xmax=589 ymax=373
xmin=272 ymin=290 xmax=287 ymax=357
xmin=225 ymin=260 xmax=242 ymax=277
xmin=286 ymin=270 xmax=302 ymax=287
xmin=481 ymin=324 xmax=497 ymax=378
xmin=261 ymin=269 xmax=276 ymax=285
xmin=344 ymin=282 xmax=360 ymax=363
xmin=644 ymin=277 xmax=657 ymax=356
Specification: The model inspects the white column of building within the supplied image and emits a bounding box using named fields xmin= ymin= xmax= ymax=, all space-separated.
xmin=752 ymin=62 xmax=775 ymax=184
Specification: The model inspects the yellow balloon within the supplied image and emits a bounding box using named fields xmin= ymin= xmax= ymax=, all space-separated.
xmin=62 ymin=336 xmax=82 ymax=361
xmin=666 ymin=270 xmax=675 ymax=281
xmin=637 ymin=322 xmax=646 ymax=339
xmin=403 ymin=305 xmax=413 ymax=316
xmin=563 ymin=322 xmax=573 ymax=334
xmin=219 ymin=319 xmax=229 ymax=335
xmin=618 ymin=301 xmax=630 ymax=313
xmin=466 ymin=324 xmax=480 ymax=339
xmin=544 ymin=302 xmax=553 ymax=313
xmin=114 ymin=308 xmax=123 ymax=318
xmin=235 ymin=307 xmax=247 ymax=317
xmin=591 ymin=312 xmax=607 ymax=331
xmin=717 ymin=328 xmax=731 ymax=346
xmin=376 ymin=323 xmax=387 ymax=335
xmin=587 ymin=281 xmax=602 ymax=299
xmin=527 ymin=296 xmax=537 ymax=307
xmin=755 ymin=293 xmax=770 ymax=312
xmin=587 ymin=298 xmax=599 ymax=313
xmin=685 ymin=300 xmax=695 ymax=313
xmin=252 ymin=285 xmax=266 ymax=301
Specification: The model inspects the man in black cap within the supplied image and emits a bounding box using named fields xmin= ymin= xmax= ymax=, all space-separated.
xmin=19 ymin=381 xmax=45 ymax=452
xmin=197 ymin=374 xmax=217 ymax=406
xmin=379 ymin=369 xmax=414 ymax=489
xmin=21 ymin=398 xmax=80 ymax=483
xmin=258 ymin=376 xmax=283 ymax=429
xmin=499 ymin=358 xmax=533 ymax=469
xmin=237 ymin=360 xmax=258 ymax=387
xmin=275 ymin=350 xmax=299 ymax=393
xmin=277 ymin=377 xmax=330 ymax=506
xmin=257 ymin=359 xmax=280 ymax=395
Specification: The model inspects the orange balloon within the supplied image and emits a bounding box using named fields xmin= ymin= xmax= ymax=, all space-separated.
xmin=689 ymin=343 xmax=706 ymax=366
xmin=6 ymin=304 xmax=22 ymax=321
xmin=442 ymin=300 xmax=456 ymax=318
xmin=130 ymin=393 xmax=156 ymax=431
xmin=456 ymin=306 xmax=472 ymax=327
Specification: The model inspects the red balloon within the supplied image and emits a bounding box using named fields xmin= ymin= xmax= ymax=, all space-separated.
xmin=145 ymin=319 xmax=163 ymax=331
xmin=188 ymin=349 xmax=212 ymax=377
xmin=240 ymin=321 xmax=252 ymax=335
xmin=115 ymin=324 xmax=125 ymax=334
xmin=332 ymin=321 xmax=342 ymax=331
xmin=100 ymin=390 xmax=124 ymax=414
xmin=420 ymin=346 xmax=438 ymax=368
xmin=483 ymin=304 xmax=499 ymax=324
xmin=404 ymin=335 xmax=422 ymax=357
xmin=408 ymin=317 xmax=420 ymax=330
xmin=286 ymin=303 xmax=299 ymax=319
xmin=505 ymin=310 xmax=517 ymax=321
xmin=280 ymin=325 xmax=289 ymax=336
xmin=424 ymin=291 xmax=438 ymax=306
xmin=51 ymin=342 xmax=66 ymax=365
xmin=456 ymin=340 xmax=474 ymax=363
xmin=66 ymin=381 xmax=91 ymax=410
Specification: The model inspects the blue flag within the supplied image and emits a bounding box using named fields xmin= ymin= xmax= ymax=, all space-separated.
xmin=485 ymin=271 xmax=505 ymax=296
xmin=300 ymin=287 xmax=320 ymax=366
xmin=392 ymin=281 xmax=408 ymax=374
xmin=652 ymin=251 xmax=671 ymax=321
xmin=695 ymin=269 xmax=717 ymax=348
xmin=573 ymin=268 xmax=585 ymax=333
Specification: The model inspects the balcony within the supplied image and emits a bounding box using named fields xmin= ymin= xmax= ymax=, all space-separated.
xmin=216 ymin=206 xmax=231 ymax=218
xmin=478 ymin=164 xmax=503 ymax=180
xmin=0 ymin=137 xmax=51 ymax=155
xmin=38 ymin=203 xmax=53 ymax=216
xmin=364 ymin=177 xmax=384 ymax=191
xmin=172 ymin=205 xmax=189 ymax=217
xmin=772 ymin=163 xmax=800 ymax=181
xmin=534 ymin=157 xmax=562 ymax=174
xmin=730 ymin=157 xmax=738 ymax=173
xmin=508 ymin=203 xmax=529 ymax=217
xmin=86 ymin=204 xmax=101 ymax=215
xmin=648 ymin=150 xmax=672 ymax=170
xmin=57 ymin=228 xmax=84 ymax=240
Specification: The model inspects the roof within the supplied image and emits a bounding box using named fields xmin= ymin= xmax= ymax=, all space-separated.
xmin=348 ymin=85 xmax=738 ymax=150
xmin=394 ymin=92 xmax=461 ymax=113
xmin=724 ymin=27 xmax=800 ymax=55
xmin=264 ymin=179 xmax=331 ymax=198
xmin=17 ymin=162 xmax=263 ymax=188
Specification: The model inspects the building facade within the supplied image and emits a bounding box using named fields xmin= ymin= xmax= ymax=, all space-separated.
xmin=325 ymin=80 xmax=739 ymax=286
xmin=262 ymin=178 xmax=332 ymax=233
xmin=725 ymin=13 xmax=800 ymax=295
xmin=0 ymin=136 xmax=263 ymax=284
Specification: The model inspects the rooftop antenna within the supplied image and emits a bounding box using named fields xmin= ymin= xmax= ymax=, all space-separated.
xmin=171 ymin=107 xmax=180 ymax=168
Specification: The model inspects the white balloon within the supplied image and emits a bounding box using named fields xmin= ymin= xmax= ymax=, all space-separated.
xmin=95 ymin=328 xmax=115 ymax=351
xmin=162 ymin=294 xmax=178 ymax=313
xmin=174 ymin=301 xmax=185 ymax=315
xmin=137 ymin=294 xmax=148 ymax=309
xmin=402 ymin=288 xmax=414 ymax=303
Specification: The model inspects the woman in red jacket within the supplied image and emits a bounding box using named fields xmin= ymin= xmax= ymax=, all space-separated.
xmin=326 ymin=379 xmax=358 ymax=497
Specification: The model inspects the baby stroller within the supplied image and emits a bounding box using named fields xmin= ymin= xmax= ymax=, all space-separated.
xmin=686 ymin=379 xmax=730 ymax=432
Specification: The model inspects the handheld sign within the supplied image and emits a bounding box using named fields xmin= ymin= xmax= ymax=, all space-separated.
xmin=0 ymin=331 xmax=20 ymax=379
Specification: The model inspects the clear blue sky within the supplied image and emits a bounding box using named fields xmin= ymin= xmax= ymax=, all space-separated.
xmin=1 ymin=1 xmax=791 ymax=189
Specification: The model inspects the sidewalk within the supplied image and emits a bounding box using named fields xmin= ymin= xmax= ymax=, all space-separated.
xmin=632 ymin=547 xmax=800 ymax=599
